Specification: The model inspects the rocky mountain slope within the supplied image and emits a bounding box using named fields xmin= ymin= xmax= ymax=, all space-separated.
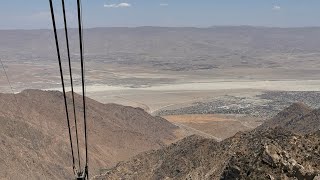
xmin=259 ymin=102 xmax=320 ymax=134
xmin=95 ymin=104 xmax=320 ymax=180
xmin=96 ymin=128 xmax=320 ymax=180
xmin=0 ymin=89 xmax=179 ymax=179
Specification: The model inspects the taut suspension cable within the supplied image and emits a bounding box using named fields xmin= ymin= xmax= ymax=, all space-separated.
xmin=61 ymin=0 xmax=82 ymax=171
xmin=77 ymin=0 xmax=89 ymax=178
xmin=0 ymin=58 xmax=24 ymax=118
xmin=48 ymin=0 xmax=76 ymax=173
xmin=48 ymin=0 xmax=88 ymax=178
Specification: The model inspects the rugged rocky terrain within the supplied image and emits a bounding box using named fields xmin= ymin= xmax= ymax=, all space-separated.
xmin=259 ymin=102 xmax=320 ymax=134
xmin=95 ymin=104 xmax=320 ymax=180
xmin=0 ymin=89 xmax=179 ymax=179
xmin=96 ymin=128 xmax=320 ymax=180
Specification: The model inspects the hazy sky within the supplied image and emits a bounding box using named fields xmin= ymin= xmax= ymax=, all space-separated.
xmin=0 ymin=0 xmax=319 ymax=29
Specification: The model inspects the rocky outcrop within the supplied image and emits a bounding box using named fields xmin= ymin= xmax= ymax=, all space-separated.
xmin=95 ymin=128 xmax=320 ymax=179
xmin=258 ymin=102 xmax=320 ymax=134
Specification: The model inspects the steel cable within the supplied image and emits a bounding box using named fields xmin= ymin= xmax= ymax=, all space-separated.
xmin=61 ymin=0 xmax=82 ymax=171
xmin=77 ymin=0 xmax=89 ymax=178
xmin=48 ymin=0 xmax=76 ymax=173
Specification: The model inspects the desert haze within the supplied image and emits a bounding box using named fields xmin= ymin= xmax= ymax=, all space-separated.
xmin=2 ymin=27 xmax=320 ymax=109
xmin=1 ymin=26 xmax=320 ymax=179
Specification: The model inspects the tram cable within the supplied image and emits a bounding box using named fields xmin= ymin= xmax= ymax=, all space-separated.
xmin=76 ymin=0 xmax=89 ymax=178
xmin=61 ymin=0 xmax=82 ymax=171
xmin=48 ymin=0 xmax=77 ymax=174
xmin=49 ymin=0 xmax=89 ymax=179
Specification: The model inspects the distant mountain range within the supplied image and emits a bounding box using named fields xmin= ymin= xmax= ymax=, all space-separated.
xmin=2 ymin=26 xmax=320 ymax=67
xmin=2 ymin=26 xmax=320 ymax=92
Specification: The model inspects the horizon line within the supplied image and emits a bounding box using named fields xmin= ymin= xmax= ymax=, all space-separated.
xmin=1 ymin=25 xmax=320 ymax=31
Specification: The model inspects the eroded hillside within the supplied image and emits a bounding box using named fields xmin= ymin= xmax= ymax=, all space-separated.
xmin=95 ymin=104 xmax=320 ymax=180
xmin=0 ymin=89 xmax=180 ymax=179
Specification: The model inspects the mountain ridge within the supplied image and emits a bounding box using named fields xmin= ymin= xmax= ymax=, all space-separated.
xmin=95 ymin=103 xmax=320 ymax=179
xmin=258 ymin=102 xmax=320 ymax=134
xmin=96 ymin=127 xmax=320 ymax=180
xmin=0 ymin=89 xmax=180 ymax=179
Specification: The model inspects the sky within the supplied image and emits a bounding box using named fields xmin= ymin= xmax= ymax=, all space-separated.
xmin=0 ymin=0 xmax=319 ymax=29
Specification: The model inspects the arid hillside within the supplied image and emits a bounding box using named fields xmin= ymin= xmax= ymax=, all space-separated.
xmin=96 ymin=104 xmax=320 ymax=179
xmin=0 ymin=89 xmax=179 ymax=179
xmin=258 ymin=102 xmax=320 ymax=134
xmin=97 ymin=129 xmax=320 ymax=180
